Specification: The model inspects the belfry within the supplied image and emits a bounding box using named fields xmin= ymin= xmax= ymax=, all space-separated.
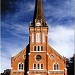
xmin=10 ymin=0 xmax=67 ymax=75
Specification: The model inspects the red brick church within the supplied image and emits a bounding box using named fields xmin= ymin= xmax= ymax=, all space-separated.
xmin=10 ymin=0 xmax=67 ymax=75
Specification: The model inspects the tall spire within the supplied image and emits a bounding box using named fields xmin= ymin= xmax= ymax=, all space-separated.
xmin=32 ymin=0 xmax=47 ymax=26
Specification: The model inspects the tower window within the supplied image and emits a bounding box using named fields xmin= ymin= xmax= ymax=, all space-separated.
xmin=34 ymin=46 xmax=36 ymax=51
xmin=38 ymin=46 xmax=40 ymax=51
xmin=36 ymin=33 xmax=40 ymax=42
xmin=32 ymin=33 xmax=34 ymax=42
xmin=34 ymin=46 xmax=44 ymax=51
xmin=53 ymin=63 xmax=59 ymax=70
xmin=33 ymin=63 xmax=44 ymax=70
xmin=18 ymin=63 xmax=24 ymax=70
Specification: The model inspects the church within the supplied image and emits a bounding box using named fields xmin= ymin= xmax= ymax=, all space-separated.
xmin=10 ymin=0 xmax=67 ymax=75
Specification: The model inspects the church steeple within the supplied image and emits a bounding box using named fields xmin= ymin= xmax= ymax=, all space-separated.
xmin=31 ymin=0 xmax=47 ymax=26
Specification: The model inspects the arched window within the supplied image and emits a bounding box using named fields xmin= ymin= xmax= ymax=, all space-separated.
xmin=33 ymin=63 xmax=43 ymax=69
xmin=34 ymin=46 xmax=44 ymax=51
xmin=18 ymin=63 xmax=24 ymax=70
xmin=53 ymin=63 xmax=59 ymax=70
xmin=36 ymin=33 xmax=40 ymax=42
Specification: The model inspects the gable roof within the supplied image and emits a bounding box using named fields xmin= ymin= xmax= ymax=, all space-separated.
xmin=11 ymin=48 xmax=26 ymax=60
xmin=48 ymin=44 xmax=66 ymax=62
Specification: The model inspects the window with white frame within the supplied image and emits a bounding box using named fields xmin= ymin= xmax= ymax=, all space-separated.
xmin=36 ymin=33 xmax=40 ymax=42
xmin=42 ymin=33 xmax=45 ymax=42
xmin=34 ymin=46 xmax=43 ymax=51
xmin=53 ymin=63 xmax=59 ymax=70
xmin=33 ymin=63 xmax=43 ymax=70
xmin=18 ymin=63 xmax=24 ymax=70
xmin=32 ymin=33 xmax=34 ymax=42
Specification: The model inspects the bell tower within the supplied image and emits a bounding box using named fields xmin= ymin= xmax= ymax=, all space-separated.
xmin=29 ymin=0 xmax=48 ymax=52
xmin=28 ymin=0 xmax=48 ymax=75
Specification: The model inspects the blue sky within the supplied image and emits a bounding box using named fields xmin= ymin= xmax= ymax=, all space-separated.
xmin=1 ymin=0 xmax=75 ymax=73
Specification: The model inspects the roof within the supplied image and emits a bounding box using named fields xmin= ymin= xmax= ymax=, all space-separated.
xmin=31 ymin=0 xmax=47 ymax=26
xmin=48 ymin=44 xmax=66 ymax=62
xmin=11 ymin=48 xmax=26 ymax=60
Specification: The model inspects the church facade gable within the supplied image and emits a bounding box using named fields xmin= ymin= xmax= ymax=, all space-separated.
xmin=47 ymin=45 xmax=67 ymax=73
xmin=11 ymin=48 xmax=26 ymax=75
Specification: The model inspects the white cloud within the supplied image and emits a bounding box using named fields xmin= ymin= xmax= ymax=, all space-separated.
xmin=48 ymin=25 xmax=74 ymax=58
xmin=1 ymin=41 xmax=27 ymax=73
xmin=44 ymin=0 xmax=75 ymax=18
xmin=11 ymin=24 xmax=29 ymax=34
xmin=2 ymin=41 xmax=27 ymax=57
xmin=27 ymin=3 xmax=35 ymax=12
xmin=2 ymin=22 xmax=29 ymax=40
xmin=1 ymin=56 xmax=11 ymax=73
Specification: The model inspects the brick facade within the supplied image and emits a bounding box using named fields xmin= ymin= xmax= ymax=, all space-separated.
xmin=10 ymin=0 xmax=67 ymax=75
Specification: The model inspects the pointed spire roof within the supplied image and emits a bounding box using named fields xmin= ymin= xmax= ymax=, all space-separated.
xmin=31 ymin=0 xmax=47 ymax=26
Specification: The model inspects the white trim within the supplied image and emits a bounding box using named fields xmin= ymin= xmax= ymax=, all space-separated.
xmin=28 ymin=53 xmax=31 ymax=55
xmin=48 ymin=70 xmax=64 ymax=74
xmin=33 ymin=46 xmax=44 ymax=52
xmin=18 ymin=62 xmax=24 ymax=71
xmin=33 ymin=63 xmax=44 ymax=70
xmin=32 ymin=33 xmax=34 ymax=42
xmin=53 ymin=63 xmax=59 ymax=70
xmin=11 ymin=70 xmax=24 ymax=72
xmin=42 ymin=33 xmax=45 ymax=42
xmin=29 ymin=69 xmax=45 ymax=71
xmin=32 ymin=69 xmax=44 ymax=70
xmin=46 ymin=53 xmax=49 ymax=55
xmin=36 ymin=33 xmax=40 ymax=42
xmin=49 ymin=70 xmax=64 ymax=71
xmin=31 ymin=51 xmax=46 ymax=52
xmin=65 ymin=68 xmax=67 ymax=70
xmin=39 ymin=46 xmax=41 ymax=51
xmin=27 ymin=71 xmax=29 ymax=74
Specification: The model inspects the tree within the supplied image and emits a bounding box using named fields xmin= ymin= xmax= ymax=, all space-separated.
xmin=66 ymin=54 xmax=74 ymax=75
